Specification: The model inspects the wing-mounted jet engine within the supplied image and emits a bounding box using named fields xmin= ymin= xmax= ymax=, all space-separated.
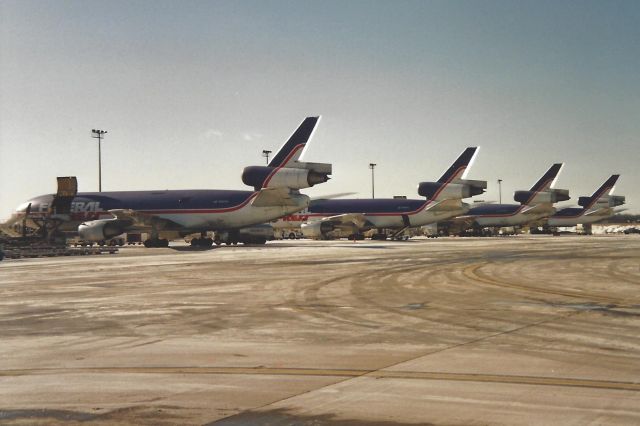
xmin=417 ymin=147 xmax=487 ymax=201
xmin=77 ymin=218 xmax=130 ymax=242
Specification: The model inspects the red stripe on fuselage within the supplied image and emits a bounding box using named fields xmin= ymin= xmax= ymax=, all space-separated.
xmin=584 ymin=186 xmax=613 ymax=211
xmin=305 ymin=200 xmax=432 ymax=218
xmin=262 ymin=144 xmax=305 ymax=188
xmin=431 ymin=165 xmax=466 ymax=199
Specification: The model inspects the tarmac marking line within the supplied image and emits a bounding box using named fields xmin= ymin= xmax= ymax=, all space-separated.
xmin=2 ymin=367 xmax=639 ymax=391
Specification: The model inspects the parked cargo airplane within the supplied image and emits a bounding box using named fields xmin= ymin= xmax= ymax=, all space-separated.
xmin=547 ymin=175 xmax=625 ymax=227
xmin=10 ymin=117 xmax=332 ymax=247
xmin=294 ymin=147 xmax=487 ymax=239
xmin=455 ymin=163 xmax=569 ymax=231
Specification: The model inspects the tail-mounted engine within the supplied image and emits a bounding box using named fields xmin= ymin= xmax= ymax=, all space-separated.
xmin=579 ymin=195 xmax=625 ymax=208
xmin=607 ymin=195 xmax=625 ymax=207
xmin=242 ymin=162 xmax=331 ymax=190
xmin=514 ymin=188 xmax=570 ymax=205
xmin=418 ymin=179 xmax=486 ymax=200
xmin=78 ymin=219 xmax=128 ymax=242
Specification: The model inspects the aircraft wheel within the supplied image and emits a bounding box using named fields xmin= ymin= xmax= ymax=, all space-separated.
xmin=202 ymin=238 xmax=213 ymax=247
xmin=144 ymin=238 xmax=168 ymax=248
xmin=190 ymin=238 xmax=201 ymax=247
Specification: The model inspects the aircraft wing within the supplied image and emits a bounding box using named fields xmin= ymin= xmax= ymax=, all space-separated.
xmin=109 ymin=209 xmax=150 ymax=226
xmin=521 ymin=204 xmax=554 ymax=215
xmin=107 ymin=209 xmax=181 ymax=230
xmin=252 ymin=188 xmax=303 ymax=207
xmin=427 ymin=198 xmax=466 ymax=212
xmin=581 ymin=207 xmax=624 ymax=217
xmin=317 ymin=213 xmax=369 ymax=229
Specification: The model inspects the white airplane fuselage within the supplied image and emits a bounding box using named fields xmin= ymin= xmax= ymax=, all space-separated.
xmin=14 ymin=190 xmax=309 ymax=234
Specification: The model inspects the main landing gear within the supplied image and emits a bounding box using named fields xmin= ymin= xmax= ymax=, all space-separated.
xmin=190 ymin=237 xmax=214 ymax=248
xmin=143 ymin=237 xmax=169 ymax=248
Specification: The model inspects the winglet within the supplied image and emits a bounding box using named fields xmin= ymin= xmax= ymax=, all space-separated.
xmin=529 ymin=163 xmax=563 ymax=192
xmin=437 ymin=147 xmax=479 ymax=184
xmin=268 ymin=116 xmax=321 ymax=168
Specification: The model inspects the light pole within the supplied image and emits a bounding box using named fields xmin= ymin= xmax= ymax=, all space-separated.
xmin=91 ymin=129 xmax=107 ymax=192
xmin=497 ymin=179 xmax=503 ymax=204
xmin=262 ymin=149 xmax=272 ymax=165
xmin=369 ymin=163 xmax=377 ymax=199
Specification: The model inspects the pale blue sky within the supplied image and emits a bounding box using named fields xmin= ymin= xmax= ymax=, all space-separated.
xmin=1 ymin=0 xmax=638 ymax=219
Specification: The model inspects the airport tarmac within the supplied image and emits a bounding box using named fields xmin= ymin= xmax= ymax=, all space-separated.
xmin=1 ymin=235 xmax=639 ymax=425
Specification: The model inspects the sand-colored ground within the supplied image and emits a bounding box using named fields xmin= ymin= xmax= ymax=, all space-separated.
xmin=1 ymin=235 xmax=639 ymax=425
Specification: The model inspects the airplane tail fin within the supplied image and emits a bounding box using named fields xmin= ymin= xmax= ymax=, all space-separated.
xmin=590 ymin=174 xmax=619 ymax=200
xmin=242 ymin=116 xmax=331 ymax=192
xmin=529 ymin=163 xmax=563 ymax=192
xmin=268 ymin=116 xmax=320 ymax=168
xmin=514 ymin=163 xmax=569 ymax=205
xmin=418 ymin=147 xmax=486 ymax=200
xmin=578 ymin=175 xmax=624 ymax=209
xmin=437 ymin=147 xmax=479 ymax=184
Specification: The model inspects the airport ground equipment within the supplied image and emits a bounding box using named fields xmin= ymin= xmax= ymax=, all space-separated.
xmin=0 ymin=177 xmax=119 ymax=260
xmin=0 ymin=232 xmax=117 ymax=260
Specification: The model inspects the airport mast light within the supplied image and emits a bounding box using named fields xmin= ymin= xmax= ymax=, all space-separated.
xmin=262 ymin=149 xmax=272 ymax=165
xmin=369 ymin=163 xmax=377 ymax=199
xmin=91 ymin=129 xmax=107 ymax=192
xmin=498 ymin=179 xmax=503 ymax=204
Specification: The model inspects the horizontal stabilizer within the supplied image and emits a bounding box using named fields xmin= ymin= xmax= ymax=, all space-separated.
xmin=521 ymin=204 xmax=547 ymax=215
xmin=320 ymin=213 xmax=368 ymax=228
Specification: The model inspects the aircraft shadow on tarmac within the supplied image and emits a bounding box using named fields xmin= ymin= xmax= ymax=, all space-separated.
xmin=167 ymin=239 xmax=421 ymax=251
xmin=209 ymin=407 xmax=426 ymax=426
